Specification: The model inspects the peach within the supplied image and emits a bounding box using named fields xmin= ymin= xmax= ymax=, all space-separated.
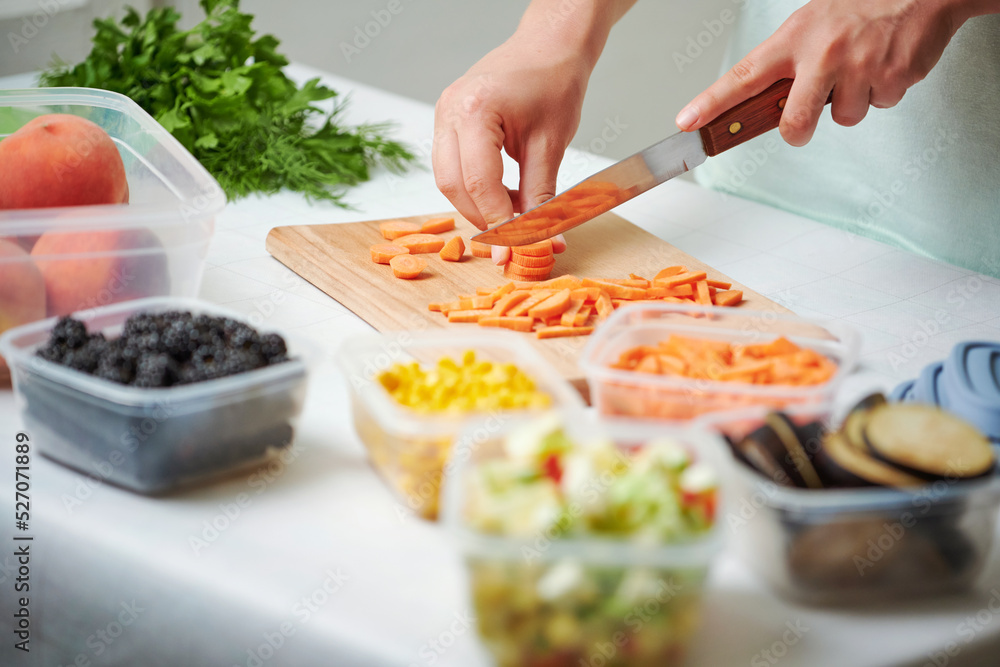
xmin=0 ymin=114 xmax=128 ymax=210
xmin=0 ymin=239 xmax=47 ymax=380
xmin=31 ymin=228 xmax=170 ymax=317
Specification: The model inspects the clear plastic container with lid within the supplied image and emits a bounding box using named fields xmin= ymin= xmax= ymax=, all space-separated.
xmin=336 ymin=330 xmax=584 ymax=520
xmin=579 ymin=303 xmax=859 ymax=423
xmin=0 ymin=88 xmax=223 ymax=376
xmin=440 ymin=414 xmax=725 ymax=667
xmin=701 ymin=406 xmax=1000 ymax=604
xmin=0 ymin=297 xmax=316 ymax=494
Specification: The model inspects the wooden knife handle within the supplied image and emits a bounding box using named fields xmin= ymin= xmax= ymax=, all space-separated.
xmin=698 ymin=79 xmax=830 ymax=157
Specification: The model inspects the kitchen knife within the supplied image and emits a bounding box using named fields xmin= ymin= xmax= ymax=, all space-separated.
xmin=474 ymin=78 xmax=813 ymax=247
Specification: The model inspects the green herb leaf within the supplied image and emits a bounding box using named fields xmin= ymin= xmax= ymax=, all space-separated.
xmin=40 ymin=0 xmax=415 ymax=205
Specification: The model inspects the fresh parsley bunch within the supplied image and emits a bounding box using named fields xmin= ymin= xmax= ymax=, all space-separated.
xmin=40 ymin=0 xmax=414 ymax=204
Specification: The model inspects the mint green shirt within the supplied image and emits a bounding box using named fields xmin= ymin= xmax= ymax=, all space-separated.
xmin=695 ymin=4 xmax=1000 ymax=277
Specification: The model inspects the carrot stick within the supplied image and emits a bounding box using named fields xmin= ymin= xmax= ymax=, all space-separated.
xmin=370 ymin=243 xmax=410 ymax=265
xmin=560 ymin=298 xmax=585 ymax=327
xmin=472 ymin=295 xmax=495 ymax=309
xmin=654 ymin=266 xmax=686 ymax=280
xmin=533 ymin=275 xmax=582 ymax=291
xmin=490 ymin=290 xmax=531 ymax=316
xmin=595 ymin=291 xmax=614 ymax=320
xmin=706 ymin=279 xmax=732 ymax=290
xmin=695 ymin=280 xmax=713 ymax=306
xmin=419 ymin=217 xmax=456 ymax=234
xmin=653 ymin=271 xmax=707 ymax=288
xmin=572 ymin=304 xmax=593 ymax=327
xmin=508 ymin=290 xmax=555 ymax=317
xmin=536 ymin=325 xmax=595 ymax=339
xmin=714 ymin=290 xmax=743 ymax=307
xmin=439 ymin=236 xmax=465 ymax=262
xmin=478 ymin=316 xmax=535 ymax=332
xmin=379 ymin=220 xmax=421 ymax=240
xmin=447 ymin=309 xmax=490 ymax=323
xmin=528 ymin=289 xmax=572 ymax=319
xmin=389 ymin=254 xmax=427 ymax=279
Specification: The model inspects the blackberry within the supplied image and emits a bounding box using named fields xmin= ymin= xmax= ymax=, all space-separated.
xmin=94 ymin=343 xmax=136 ymax=385
xmin=36 ymin=310 xmax=291 ymax=387
xmin=60 ymin=335 xmax=108 ymax=374
xmin=259 ymin=333 xmax=287 ymax=362
xmin=49 ymin=317 xmax=90 ymax=349
xmin=133 ymin=352 xmax=178 ymax=388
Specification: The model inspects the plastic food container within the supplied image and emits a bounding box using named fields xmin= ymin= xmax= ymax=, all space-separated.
xmin=0 ymin=88 xmax=223 ymax=371
xmin=440 ymin=416 xmax=724 ymax=667
xmin=729 ymin=462 xmax=1000 ymax=604
xmin=336 ymin=331 xmax=584 ymax=520
xmin=0 ymin=297 xmax=315 ymax=494
xmin=580 ymin=303 xmax=859 ymax=423
xmin=700 ymin=405 xmax=1000 ymax=605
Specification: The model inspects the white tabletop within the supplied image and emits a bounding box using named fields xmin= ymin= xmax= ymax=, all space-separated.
xmin=2 ymin=64 xmax=1000 ymax=667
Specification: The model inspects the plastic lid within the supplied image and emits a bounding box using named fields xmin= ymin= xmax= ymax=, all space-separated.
xmin=890 ymin=379 xmax=914 ymax=402
xmin=940 ymin=341 xmax=1000 ymax=439
xmin=914 ymin=361 xmax=945 ymax=406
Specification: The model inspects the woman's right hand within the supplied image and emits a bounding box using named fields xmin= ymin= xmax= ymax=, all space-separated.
xmin=432 ymin=0 xmax=634 ymax=264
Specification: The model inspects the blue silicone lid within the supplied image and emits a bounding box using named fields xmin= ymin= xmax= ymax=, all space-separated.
xmin=890 ymin=379 xmax=915 ymax=403
xmin=941 ymin=341 xmax=1000 ymax=439
xmin=914 ymin=361 xmax=945 ymax=406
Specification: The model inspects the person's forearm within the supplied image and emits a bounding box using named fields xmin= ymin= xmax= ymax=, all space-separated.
xmin=513 ymin=0 xmax=637 ymax=70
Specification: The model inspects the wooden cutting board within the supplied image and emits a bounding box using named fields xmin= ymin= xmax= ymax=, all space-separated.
xmin=266 ymin=211 xmax=790 ymax=395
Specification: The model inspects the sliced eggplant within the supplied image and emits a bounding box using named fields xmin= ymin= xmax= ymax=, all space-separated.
xmin=849 ymin=392 xmax=888 ymax=414
xmin=735 ymin=423 xmax=804 ymax=487
xmin=817 ymin=432 xmax=925 ymax=488
xmin=766 ymin=413 xmax=824 ymax=489
xmin=863 ymin=404 xmax=995 ymax=480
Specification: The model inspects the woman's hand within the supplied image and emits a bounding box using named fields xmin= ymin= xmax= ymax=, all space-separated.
xmin=433 ymin=0 xmax=635 ymax=263
xmin=675 ymin=0 xmax=989 ymax=145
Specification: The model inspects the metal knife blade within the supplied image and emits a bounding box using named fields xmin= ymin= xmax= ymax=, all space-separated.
xmin=473 ymin=131 xmax=707 ymax=247
xmin=473 ymin=78 xmax=808 ymax=247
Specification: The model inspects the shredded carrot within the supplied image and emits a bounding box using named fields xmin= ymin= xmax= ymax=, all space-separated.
xmin=610 ymin=334 xmax=836 ymax=386
xmin=439 ymin=236 xmax=465 ymax=262
xmin=370 ymin=243 xmax=410 ymax=265
xmin=420 ymin=217 xmax=456 ymax=234
xmin=389 ymin=254 xmax=427 ymax=279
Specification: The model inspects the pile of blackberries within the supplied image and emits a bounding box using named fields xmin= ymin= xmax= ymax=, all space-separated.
xmin=36 ymin=311 xmax=290 ymax=388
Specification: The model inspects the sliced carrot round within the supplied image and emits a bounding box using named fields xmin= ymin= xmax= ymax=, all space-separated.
xmin=439 ymin=236 xmax=465 ymax=262
xmin=419 ymin=217 xmax=456 ymax=234
xmin=396 ymin=234 xmax=446 ymax=254
xmin=469 ymin=239 xmax=493 ymax=258
xmin=512 ymin=239 xmax=553 ymax=257
xmin=510 ymin=252 xmax=555 ymax=269
xmin=370 ymin=243 xmax=410 ymax=265
xmin=379 ymin=220 xmax=421 ymax=240
xmin=504 ymin=260 xmax=554 ymax=281
xmin=389 ymin=254 xmax=427 ymax=279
